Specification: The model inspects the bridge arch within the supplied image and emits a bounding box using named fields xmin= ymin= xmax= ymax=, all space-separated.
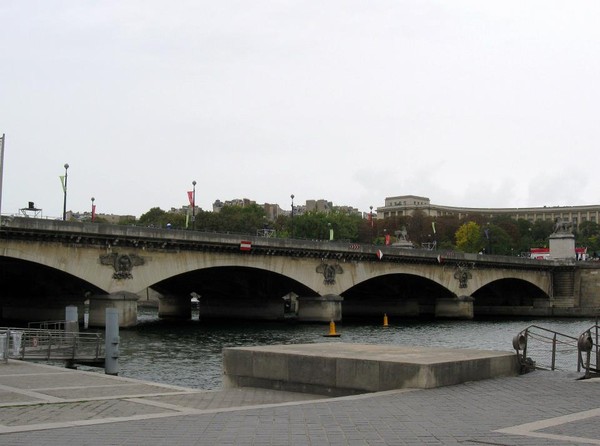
xmin=341 ymin=272 xmax=456 ymax=321
xmin=471 ymin=277 xmax=550 ymax=317
xmin=151 ymin=265 xmax=319 ymax=321
xmin=0 ymin=256 xmax=104 ymax=322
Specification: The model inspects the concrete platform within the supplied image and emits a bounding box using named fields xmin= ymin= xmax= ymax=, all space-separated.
xmin=223 ymin=342 xmax=519 ymax=396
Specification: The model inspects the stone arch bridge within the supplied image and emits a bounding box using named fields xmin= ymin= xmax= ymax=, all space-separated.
xmin=1 ymin=217 xmax=598 ymax=327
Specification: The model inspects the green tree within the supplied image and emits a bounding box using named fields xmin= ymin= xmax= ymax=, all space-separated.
xmin=531 ymin=220 xmax=554 ymax=247
xmin=139 ymin=207 xmax=167 ymax=227
xmin=455 ymin=221 xmax=483 ymax=253
xmin=216 ymin=204 xmax=266 ymax=234
xmin=483 ymin=223 xmax=514 ymax=255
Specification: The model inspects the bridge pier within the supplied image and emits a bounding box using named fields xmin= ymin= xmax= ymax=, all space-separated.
xmin=158 ymin=295 xmax=191 ymax=320
xmin=297 ymin=294 xmax=343 ymax=322
xmin=88 ymin=292 xmax=138 ymax=328
xmin=435 ymin=296 xmax=474 ymax=319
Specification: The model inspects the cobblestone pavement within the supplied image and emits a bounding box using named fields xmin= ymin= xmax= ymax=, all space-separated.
xmin=1 ymin=360 xmax=600 ymax=445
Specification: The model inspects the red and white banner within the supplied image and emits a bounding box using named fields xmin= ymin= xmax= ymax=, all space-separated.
xmin=187 ymin=191 xmax=194 ymax=207
xmin=91 ymin=204 xmax=96 ymax=222
xmin=376 ymin=249 xmax=383 ymax=260
xmin=240 ymin=240 xmax=252 ymax=251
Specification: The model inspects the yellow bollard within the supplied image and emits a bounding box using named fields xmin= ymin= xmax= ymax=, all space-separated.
xmin=323 ymin=320 xmax=341 ymax=337
xmin=383 ymin=313 xmax=389 ymax=327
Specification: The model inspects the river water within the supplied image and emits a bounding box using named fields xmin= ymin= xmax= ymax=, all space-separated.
xmin=113 ymin=308 xmax=598 ymax=390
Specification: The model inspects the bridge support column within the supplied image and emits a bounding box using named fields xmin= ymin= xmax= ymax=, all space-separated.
xmin=158 ymin=295 xmax=191 ymax=320
xmin=88 ymin=292 xmax=138 ymax=328
xmin=435 ymin=296 xmax=474 ymax=319
xmin=297 ymin=294 xmax=343 ymax=322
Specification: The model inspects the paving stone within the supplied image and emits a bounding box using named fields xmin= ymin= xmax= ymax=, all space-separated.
xmin=1 ymin=361 xmax=600 ymax=445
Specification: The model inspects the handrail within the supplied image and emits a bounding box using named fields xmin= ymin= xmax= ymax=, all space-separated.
xmin=27 ymin=320 xmax=67 ymax=331
xmin=513 ymin=324 xmax=598 ymax=377
xmin=0 ymin=327 xmax=104 ymax=363
xmin=577 ymin=324 xmax=599 ymax=378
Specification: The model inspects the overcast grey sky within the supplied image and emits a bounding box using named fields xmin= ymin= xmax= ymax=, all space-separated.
xmin=1 ymin=1 xmax=599 ymax=218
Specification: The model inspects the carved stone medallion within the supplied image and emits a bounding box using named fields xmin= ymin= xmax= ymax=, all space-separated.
xmin=453 ymin=263 xmax=473 ymax=289
xmin=316 ymin=263 xmax=343 ymax=285
xmin=100 ymin=253 xmax=145 ymax=280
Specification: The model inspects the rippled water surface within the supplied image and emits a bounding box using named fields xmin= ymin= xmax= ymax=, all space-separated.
xmin=116 ymin=308 xmax=597 ymax=389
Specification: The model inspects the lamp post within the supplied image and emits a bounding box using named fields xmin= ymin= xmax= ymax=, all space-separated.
xmin=91 ymin=197 xmax=95 ymax=222
xmin=62 ymin=163 xmax=69 ymax=221
xmin=192 ymin=180 xmax=197 ymax=230
xmin=369 ymin=206 xmax=373 ymax=243
xmin=290 ymin=194 xmax=295 ymax=238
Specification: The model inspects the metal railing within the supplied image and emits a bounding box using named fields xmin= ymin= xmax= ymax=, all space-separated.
xmin=577 ymin=324 xmax=599 ymax=377
xmin=27 ymin=320 xmax=67 ymax=331
xmin=513 ymin=324 xmax=599 ymax=377
xmin=0 ymin=327 xmax=104 ymax=364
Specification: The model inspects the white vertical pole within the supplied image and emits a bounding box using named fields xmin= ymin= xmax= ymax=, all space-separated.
xmin=65 ymin=305 xmax=79 ymax=333
xmin=105 ymin=308 xmax=120 ymax=375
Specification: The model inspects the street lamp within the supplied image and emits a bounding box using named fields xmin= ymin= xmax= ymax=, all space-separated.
xmin=290 ymin=194 xmax=295 ymax=238
xmin=369 ymin=206 xmax=373 ymax=243
xmin=62 ymin=163 xmax=69 ymax=221
xmin=192 ymin=180 xmax=197 ymax=230
xmin=91 ymin=197 xmax=95 ymax=222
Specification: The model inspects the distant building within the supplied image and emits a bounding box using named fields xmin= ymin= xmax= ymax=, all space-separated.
xmin=304 ymin=199 xmax=360 ymax=216
xmin=306 ymin=199 xmax=332 ymax=213
xmin=212 ymin=198 xmax=256 ymax=213
xmin=376 ymin=195 xmax=600 ymax=228
xmin=263 ymin=203 xmax=283 ymax=221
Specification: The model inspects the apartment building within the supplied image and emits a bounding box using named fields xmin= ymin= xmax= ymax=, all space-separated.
xmin=376 ymin=195 xmax=600 ymax=228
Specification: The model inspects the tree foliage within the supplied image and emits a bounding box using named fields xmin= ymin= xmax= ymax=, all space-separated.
xmin=131 ymin=205 xmax=592 ymax=256
xmin=455 ymin=221 xmax=483 ymax=253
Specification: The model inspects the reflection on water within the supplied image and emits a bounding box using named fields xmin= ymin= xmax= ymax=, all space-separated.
xmin=116 ymin=307 xmax=597 ymax=390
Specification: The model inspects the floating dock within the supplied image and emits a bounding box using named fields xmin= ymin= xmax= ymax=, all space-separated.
xmin=223 ymin=343 xmax=520 ymax=396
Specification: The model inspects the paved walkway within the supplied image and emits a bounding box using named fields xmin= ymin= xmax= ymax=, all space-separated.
xmin=1 ymin=359 xmax=599 ymax=445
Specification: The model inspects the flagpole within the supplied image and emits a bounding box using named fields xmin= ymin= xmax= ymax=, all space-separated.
xmin=0 ymin=134 xmax=5 ymax=227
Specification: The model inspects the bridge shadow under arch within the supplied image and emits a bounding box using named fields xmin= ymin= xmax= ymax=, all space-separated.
xmin=472 ymin=278 xmax=549 ymax=317
xmin=151 ymin=266 xmax=319 ymax=321
xmin=0 ymin=257 xmax=104 ymax=324
xmin=341 ymin=273 xmax=455 ymax=322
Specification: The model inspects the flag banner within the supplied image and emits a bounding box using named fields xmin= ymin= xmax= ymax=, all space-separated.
xmin=185 ymin=211 xmax=189 ymax=228
xmin=240 ymin=240 xmax=252 ymax=251
xmin=187 ymin=191 xmax=194 ymax=207
xmin=91 ymin=204 xmax=96 ymax=221
xmin=376 ymin=249 xmax=383 ymax=260
xmin=329 ymin=228 xmax=334 ymax=241
xmin=59 ymin=176 xmax=66 ymax=192
xmin=432 ymin=222 xmax=436 ymax=234
xmin=385 ymin=234 xmax=391 ymax=245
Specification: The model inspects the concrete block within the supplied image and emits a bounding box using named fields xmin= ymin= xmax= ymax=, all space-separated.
xmin=336 ymin=358 xmax=380 ymax=392
xmin=252 ymin=351 xmax=289 ymax=381
xmin=223 ymin=343 xmax=519 ymax=396
xmin=288 ymin=355 xmax=336 ymax=387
